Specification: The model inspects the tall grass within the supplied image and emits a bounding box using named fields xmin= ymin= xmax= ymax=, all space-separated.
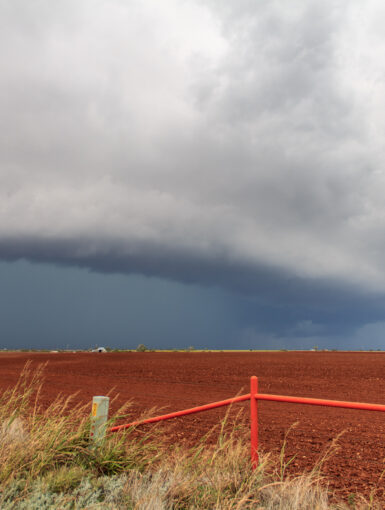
xmin=0 ymin=364 xmax=381 ymax=509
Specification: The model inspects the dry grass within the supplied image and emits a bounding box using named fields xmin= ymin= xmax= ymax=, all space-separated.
xmin=0 ymin=364 xmax=382 ymax=509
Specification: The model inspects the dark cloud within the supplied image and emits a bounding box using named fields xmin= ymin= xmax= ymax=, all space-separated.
xmin=1 ymin=256 xmax=385 ymax=351
xmin=1 ymin=234 xmax=382 ymax=318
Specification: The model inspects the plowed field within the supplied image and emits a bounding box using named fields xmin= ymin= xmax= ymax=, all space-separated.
xmin=1 ymin=350 xmax=385 ymax=500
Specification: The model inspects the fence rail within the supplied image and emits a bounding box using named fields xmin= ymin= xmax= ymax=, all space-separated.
xmin=89 ymin=376 xmax=385 ymax=469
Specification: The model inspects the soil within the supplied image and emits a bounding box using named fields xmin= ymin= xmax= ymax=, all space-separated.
xmin=1 ymin=350 xmax=385 ymax=501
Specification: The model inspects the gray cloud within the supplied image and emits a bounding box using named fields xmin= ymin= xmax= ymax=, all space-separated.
xmin=2 ymin=0 xmax=385 ymax=304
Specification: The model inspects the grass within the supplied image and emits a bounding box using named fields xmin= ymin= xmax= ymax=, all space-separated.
xmin=0 ymin=364 xmax=382 ymax=509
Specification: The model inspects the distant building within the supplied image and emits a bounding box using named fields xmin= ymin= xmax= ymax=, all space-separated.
xmin=92 ymin=347 xmax=107 ymax=353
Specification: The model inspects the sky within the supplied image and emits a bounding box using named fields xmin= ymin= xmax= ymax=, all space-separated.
xmin=1 ymin=0 xmax=385 ymax=350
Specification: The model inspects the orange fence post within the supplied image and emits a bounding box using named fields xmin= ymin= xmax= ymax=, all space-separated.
xmin=250 ymin=376 xmax=258 ymax=469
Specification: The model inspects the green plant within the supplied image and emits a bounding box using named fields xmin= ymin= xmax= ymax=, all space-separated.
xmin=277 ymin=422 xmax=299 ymax=481
xmin=348 ymin=492 xmax=356 ymax=507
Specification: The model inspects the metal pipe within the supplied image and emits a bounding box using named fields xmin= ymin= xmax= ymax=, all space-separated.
xmin=110 ymin=393 xmax=251 ymax=432
xmin=110 ymin=387 xmax=385 ymax=433
xmin=255 ymin=393 xmax=385 ymax=412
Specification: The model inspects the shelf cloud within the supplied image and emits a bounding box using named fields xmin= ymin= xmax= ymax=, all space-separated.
xmin=2 ymin=0 xmax=385 ymax=305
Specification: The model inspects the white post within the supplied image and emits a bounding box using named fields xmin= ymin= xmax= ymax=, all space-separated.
xmin=90 ymin=396 xmax=110 ymax=444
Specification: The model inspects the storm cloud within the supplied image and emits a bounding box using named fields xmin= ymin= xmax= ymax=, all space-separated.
xmin=2 ymin=0 xmax=385 ymax=314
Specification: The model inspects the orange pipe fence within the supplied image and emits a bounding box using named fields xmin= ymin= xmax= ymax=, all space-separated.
xmin=110 ymin=376 xmax=385 ymax=469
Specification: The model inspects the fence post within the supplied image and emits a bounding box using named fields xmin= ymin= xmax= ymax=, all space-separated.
xmin=90 ymin=396 xmax=110 ymax=444
xmin=250 ymin=376 xmax=258 ymax=469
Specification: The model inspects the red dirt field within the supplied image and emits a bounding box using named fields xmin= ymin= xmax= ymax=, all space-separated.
xmin=1 ymin=350 xmax=385 ymax=501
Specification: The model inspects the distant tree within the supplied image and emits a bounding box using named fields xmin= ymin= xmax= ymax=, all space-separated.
xmin=136 ymin=344 xmax=148 ymax=352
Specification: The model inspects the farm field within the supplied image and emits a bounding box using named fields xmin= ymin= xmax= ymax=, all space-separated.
xmin=1 ymin=350 xmax=385 ymax=500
